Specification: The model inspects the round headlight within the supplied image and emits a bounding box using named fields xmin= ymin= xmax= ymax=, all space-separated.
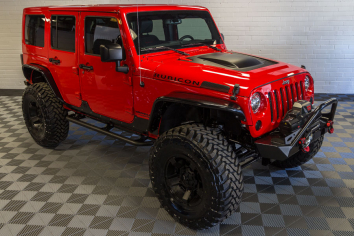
xmin=251 ymin=93 xmax=261 ymax=113
xmin=304 ymin=76 xmax=310 ymax=90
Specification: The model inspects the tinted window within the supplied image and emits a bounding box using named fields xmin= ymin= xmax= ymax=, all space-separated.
xmin=177 ymin=18 xmax=212 ymax=40
xmin=51 ymin=15 xmax=76 ymax=52
xmin=126 ymin=11 xmax=222 ymax=54
xmin=25 ymin=15 xmax=45 ymax=47
xmin=151 ymin=19 xmax=165 ymax=41
xmin=85 ymin=17 xmax=120 ymax=55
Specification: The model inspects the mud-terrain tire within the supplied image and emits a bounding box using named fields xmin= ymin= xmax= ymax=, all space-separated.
xmin=271 ymin=135 xmax=324 ymax=168
xmin=22 ymin=82 xmax=69 ymax=148
xmin=149 ymin=124 xmax=243 ymax=230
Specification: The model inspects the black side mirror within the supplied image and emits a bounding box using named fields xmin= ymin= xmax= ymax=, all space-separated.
xmin=221 ymin=33 xmax=225 ymax=41
xmin=100 ymin=44 xmax=129 ymax=73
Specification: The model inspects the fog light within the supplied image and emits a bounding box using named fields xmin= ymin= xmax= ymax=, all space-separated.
xmin=255 ymin=120 xmax=262 ymax=131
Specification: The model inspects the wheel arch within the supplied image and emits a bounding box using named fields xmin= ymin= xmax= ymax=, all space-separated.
xmin=22 ymin=64 xmax=64 ymax=102
xmin=148 ymin=92 xmax=245 ymax=136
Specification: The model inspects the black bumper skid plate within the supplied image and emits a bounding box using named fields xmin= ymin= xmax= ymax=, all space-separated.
xmin=255 ymin=98 xmax=338 ymax=160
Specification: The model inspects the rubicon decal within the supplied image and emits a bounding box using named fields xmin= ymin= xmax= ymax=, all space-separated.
xmin=154 ymin=73 xmax=200 ymax=86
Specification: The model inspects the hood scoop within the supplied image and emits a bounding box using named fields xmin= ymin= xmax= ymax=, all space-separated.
xmin=187 ymin=52 xmax=277 ymax=72
xmin=199 ymin=55 xmax=262 ymax=69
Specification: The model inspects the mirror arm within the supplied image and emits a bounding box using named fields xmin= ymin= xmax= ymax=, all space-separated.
xmin=115 ymin=60 xmax=129 ymax=74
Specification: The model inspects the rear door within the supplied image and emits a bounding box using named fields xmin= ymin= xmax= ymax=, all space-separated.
xmin=78 ymin=12 xmax=134 ymax=123
xmin=48 ymin=12 xmax=81 ymax=107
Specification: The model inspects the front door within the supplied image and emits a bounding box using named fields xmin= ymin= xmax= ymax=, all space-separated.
xmin=78 ymin=12 xmax=134 ymax=123
xmin=48 ymin=12 xmax=81 ymax=107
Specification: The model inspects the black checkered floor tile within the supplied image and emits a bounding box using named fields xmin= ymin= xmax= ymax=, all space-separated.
xmin=0 ymin=96 xmax=354 ymax=236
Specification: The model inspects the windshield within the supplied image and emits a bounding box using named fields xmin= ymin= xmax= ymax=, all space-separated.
xmin=126 ymin=10 xmax=222 ymax=55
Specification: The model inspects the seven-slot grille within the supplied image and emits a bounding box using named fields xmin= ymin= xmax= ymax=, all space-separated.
xmin=268 ymin=81 xmax=305 ymax=122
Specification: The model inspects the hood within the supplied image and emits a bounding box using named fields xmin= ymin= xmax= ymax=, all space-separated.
xmin=142 ymin=50 xmax=306 ymax=97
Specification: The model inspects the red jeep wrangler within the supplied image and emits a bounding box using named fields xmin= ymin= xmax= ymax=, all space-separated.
xmin=21 ymin=4 xmax=337 ymax=229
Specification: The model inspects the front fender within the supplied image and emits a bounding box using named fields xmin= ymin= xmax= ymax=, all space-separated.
xmin=148 ymin=92 xmax=245 ymax=133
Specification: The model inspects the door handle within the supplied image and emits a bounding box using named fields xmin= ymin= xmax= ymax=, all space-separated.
xmin=79 ymin=64 xmax=93 ymax=71
xmin=49 ymin=58 xmax=60 ymax=64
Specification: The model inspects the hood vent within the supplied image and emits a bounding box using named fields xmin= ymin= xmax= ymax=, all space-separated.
xmin=199 ymin=57 xmax=237 ymax=68
xmin=187 ymin=52 xmax=277 ymax=72
xmin=199 ymin=54 xmax=263 ymax=69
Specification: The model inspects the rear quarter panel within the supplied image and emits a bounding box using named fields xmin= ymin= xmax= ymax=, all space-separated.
xmin=22 ymin=9 xmax=49 ymax=70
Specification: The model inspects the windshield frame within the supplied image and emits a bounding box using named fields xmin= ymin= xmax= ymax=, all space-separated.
xmin=125 ymin=10 xmax=223 ymax=55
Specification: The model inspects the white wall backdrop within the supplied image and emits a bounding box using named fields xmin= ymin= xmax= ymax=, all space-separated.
xmin=0 ymin=0 xmax=110 ymax=89
xmin=1 ymin=0 xmax=353 ymax=93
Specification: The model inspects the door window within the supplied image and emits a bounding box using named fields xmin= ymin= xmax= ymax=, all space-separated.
xmin=85 ymin=17 xmax=121 ymax=55
xmin=51 ymin=15 xmax=76 ymax=52
xmin=25 ymin=15 xmax=45 ymax=47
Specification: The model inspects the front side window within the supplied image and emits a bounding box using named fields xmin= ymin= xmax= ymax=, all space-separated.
xmin=85 ymin=17 xmax=121 ymax=55
xmin=51 ymin=15 xmax=76 ymax=52
xmin=126 ymin=10 xmax=222 ymax=54
xmin=25 ymin=15 xmax=45 ymax=47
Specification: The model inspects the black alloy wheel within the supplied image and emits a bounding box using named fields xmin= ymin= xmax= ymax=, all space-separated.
xmin=26 ymin=97 xmax=45 ymax=140
xmin=165 ymin=155 xmax=205 ymax=217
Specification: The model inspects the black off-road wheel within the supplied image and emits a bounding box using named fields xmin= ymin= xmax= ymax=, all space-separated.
xmin=22 ymin=83 xmax=69 ymax=148
xmin=149 ymin=124 xmax=243 ymax=230
xmin=271 ymin=135 xmax=324 ymax=168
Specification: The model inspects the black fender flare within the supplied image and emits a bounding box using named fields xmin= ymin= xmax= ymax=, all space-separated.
xmin=22 ymin=64 xmax=64 ymax=102
xmin=148 ymin=92 xmax=245 ymax=133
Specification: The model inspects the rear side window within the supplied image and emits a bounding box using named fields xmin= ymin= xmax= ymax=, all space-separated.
xmin=25 ymin=15 xmax=45 ymax=47
xmin=51 ymin=15 xmax=76 ymax=52
xmin=85 ymin=17 xmax=120 ymax=55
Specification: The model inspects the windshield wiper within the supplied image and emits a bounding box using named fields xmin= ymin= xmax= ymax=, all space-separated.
xmin=181 ymin=43 xmax=221 ymax=52
xmin=204 ymin=44 xmax=222 ymax=52
xmin=141 ymin=46 xmax=190 ymax=56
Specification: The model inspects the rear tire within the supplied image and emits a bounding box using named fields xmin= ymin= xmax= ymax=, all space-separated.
xmin=271 ymin=135 xmax=324 ymax=168
xmin=22 ymin=83 xmax=69 ymax=148
xmin=149 ymin=124 xmax=243 ymax=230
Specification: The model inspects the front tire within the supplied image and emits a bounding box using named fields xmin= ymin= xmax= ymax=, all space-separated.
xmin=271 ymin=134 xmax=324 ymax=168
xmin=22 ymin=83 xmax=69 ymax=148
xmin=149 ymin=124 xmax=243 ymax=230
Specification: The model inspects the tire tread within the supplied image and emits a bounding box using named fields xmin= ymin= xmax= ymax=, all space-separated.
xmin=149 ymin=124 xmax=243 ymax=230
xmin=22 ymin=83 xmax=69 ymax=147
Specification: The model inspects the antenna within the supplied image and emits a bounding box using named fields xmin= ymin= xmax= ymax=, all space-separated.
xmin=137 ymin=4 xmax=144 ymax=87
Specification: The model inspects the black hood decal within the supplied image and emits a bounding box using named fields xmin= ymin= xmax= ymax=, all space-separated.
xmin=186 ymin=52 xmax=278 ymax=72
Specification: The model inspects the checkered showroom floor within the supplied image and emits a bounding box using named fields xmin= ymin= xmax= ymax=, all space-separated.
xmin=0 ymin=95 xmax=354 ymax=236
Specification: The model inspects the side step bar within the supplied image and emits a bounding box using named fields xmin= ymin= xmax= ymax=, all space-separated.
xmin=66 ymin=116 xmax=153 ymax=146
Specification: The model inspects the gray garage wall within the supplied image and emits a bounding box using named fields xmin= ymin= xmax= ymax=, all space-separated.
xmin=1 ymin=0 xmax=353 ymax=94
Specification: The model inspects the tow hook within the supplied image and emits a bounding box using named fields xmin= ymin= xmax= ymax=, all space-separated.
xmin=327 ymin=120 xmax=334 ymax=134
xmin=299 ymin=134 xmax=312 ymax=153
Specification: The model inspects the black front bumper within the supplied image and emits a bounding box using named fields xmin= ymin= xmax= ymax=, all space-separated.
xmin=255 ymin=98 xmax=338 ymax=160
